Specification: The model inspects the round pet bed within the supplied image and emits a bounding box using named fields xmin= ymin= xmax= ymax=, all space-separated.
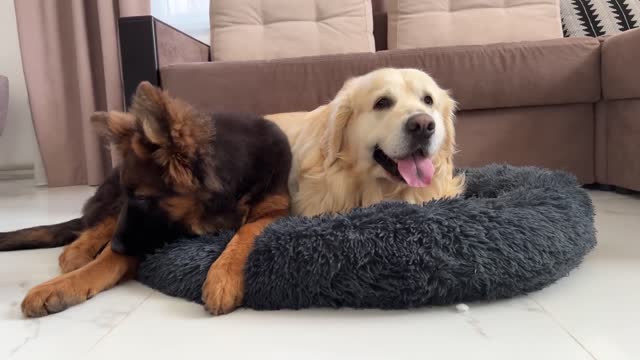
xmin=137 ymin=165 xmax=596 ymax=309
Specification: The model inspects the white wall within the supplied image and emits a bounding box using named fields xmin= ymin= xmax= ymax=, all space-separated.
xmin=152 ymin=0 xmax=210 ymax=44
xmin=0 ymin=0 xmax=44 ymax=182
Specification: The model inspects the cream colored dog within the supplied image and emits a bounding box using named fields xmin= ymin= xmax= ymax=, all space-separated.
xmin=267 ymin=68 xmax=464 ymax=217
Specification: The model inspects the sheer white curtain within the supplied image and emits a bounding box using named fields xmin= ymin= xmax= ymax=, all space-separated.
xmin=151 ymin=0 xmax=210 ymax=44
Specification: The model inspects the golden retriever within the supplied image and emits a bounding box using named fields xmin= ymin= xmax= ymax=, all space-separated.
xmin=267 ymin=68 xmax=464 ymax=216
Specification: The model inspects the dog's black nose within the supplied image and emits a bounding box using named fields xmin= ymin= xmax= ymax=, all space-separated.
xmin=405 ymin=113 xmax=435 ymax=138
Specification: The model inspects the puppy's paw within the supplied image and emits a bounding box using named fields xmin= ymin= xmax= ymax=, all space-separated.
xmin=59 ymin=247 xmax=94 ymax=273
xmin=21 ymin=276 xmax=92 ymax=317
xmin=202 ymin=262 xmax=244 ymax=316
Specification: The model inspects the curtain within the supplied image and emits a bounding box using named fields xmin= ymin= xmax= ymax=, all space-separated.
xmin=14 ymin=0 xmax=150 ymax=186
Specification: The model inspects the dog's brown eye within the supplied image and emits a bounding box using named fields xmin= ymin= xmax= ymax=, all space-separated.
xmin=374 ymin=96 xmax=394 ymax=110
xmin=423 ymin=95 xmax=433 ymax=105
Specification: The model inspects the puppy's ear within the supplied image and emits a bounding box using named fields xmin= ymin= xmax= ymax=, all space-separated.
xmin=130 ymin=81 xmax=172 ymax=146
xmin=322 ymin=78 xmax=356 ymax=167
xmin=91 ymin=111 xmax=136 ymax=144
xmin=129 ymin=81 xmax=211 ymax=190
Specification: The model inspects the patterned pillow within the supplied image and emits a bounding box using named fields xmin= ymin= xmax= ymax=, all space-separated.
xmin=561 ymin=0 xmax=639 ymax=37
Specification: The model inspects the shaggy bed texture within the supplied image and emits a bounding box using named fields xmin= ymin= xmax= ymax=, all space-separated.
xmin=137 ymin=165 xmax=596 ymax=310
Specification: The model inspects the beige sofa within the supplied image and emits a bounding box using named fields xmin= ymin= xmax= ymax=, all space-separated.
xmin=117 ymin=13 xmax=640 ymax=191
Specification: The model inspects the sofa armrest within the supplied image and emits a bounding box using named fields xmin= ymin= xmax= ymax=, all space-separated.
xmin=118 ymin=15 xmax=210 ymax=109
xmin=602 ymin=28 xmax=640 ymax=101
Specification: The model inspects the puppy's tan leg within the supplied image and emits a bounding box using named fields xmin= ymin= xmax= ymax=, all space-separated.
xmin=58 ymin=216 xmax=117 ymax=273
xmin=22 ymin=244 xmax=138 ymax=317
xmin=202 ymin=194 xmax=289 ymax=315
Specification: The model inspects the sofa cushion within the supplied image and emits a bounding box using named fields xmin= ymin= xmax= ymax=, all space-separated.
xmin=561 ymin=0 xmax=639 ymax=37
xmin=387 ymin=0 xmax=563 ymax=49
xmin=209 ymin=0 xmax=375 ymax=61
xmin=161 ymin=37 xmax=600 ymax=115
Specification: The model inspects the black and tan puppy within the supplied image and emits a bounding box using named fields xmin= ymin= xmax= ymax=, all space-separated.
xmin=0 ymin=82 xmax=291 ymax=316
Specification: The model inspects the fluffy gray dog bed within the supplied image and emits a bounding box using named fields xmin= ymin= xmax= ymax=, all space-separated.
xmin=137 ymin=165 xmax=596 ymax=309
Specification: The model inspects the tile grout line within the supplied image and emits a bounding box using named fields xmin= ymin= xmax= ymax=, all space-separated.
xmin=86 ymin=289 xmax=156 ymax=353
xmin=8 ymin=319 xmax=40 ymax=358
xmin=532 ymin=297 xmax=598 ymax=360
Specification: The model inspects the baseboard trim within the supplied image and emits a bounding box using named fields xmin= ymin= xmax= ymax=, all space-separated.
xmin=0 ymin=166 xmax=34 ymax=180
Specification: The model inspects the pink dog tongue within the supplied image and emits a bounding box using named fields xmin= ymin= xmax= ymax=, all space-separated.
xmin=397 ymin=155 xmax=434 ymax=187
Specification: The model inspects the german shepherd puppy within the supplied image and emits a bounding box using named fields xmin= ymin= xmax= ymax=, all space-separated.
xmin=0 ymin=82 xmax=291 ymax=317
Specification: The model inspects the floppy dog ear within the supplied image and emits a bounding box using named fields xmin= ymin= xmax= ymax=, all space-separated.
xmin=441 ymin=91 xmax=457 ymax=125
xmin=440 ymin=91 xmax=458 ymax=153
xmin=322 ymin=78 xmax=356 ymax=167
xmin=91 ymin=111 xmax=136 ymax=144
xmin=431 ymin=90 xmax=460 ymax=176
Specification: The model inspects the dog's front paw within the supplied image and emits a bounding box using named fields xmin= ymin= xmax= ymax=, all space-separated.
xmin=202 ymin=261 xmax=244 ymax=316
xmin=21 ymin=275 xmax=92 ymax=317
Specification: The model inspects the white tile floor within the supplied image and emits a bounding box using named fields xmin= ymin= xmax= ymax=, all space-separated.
xmin=0 ymin=180 xmax=638 ymax=360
